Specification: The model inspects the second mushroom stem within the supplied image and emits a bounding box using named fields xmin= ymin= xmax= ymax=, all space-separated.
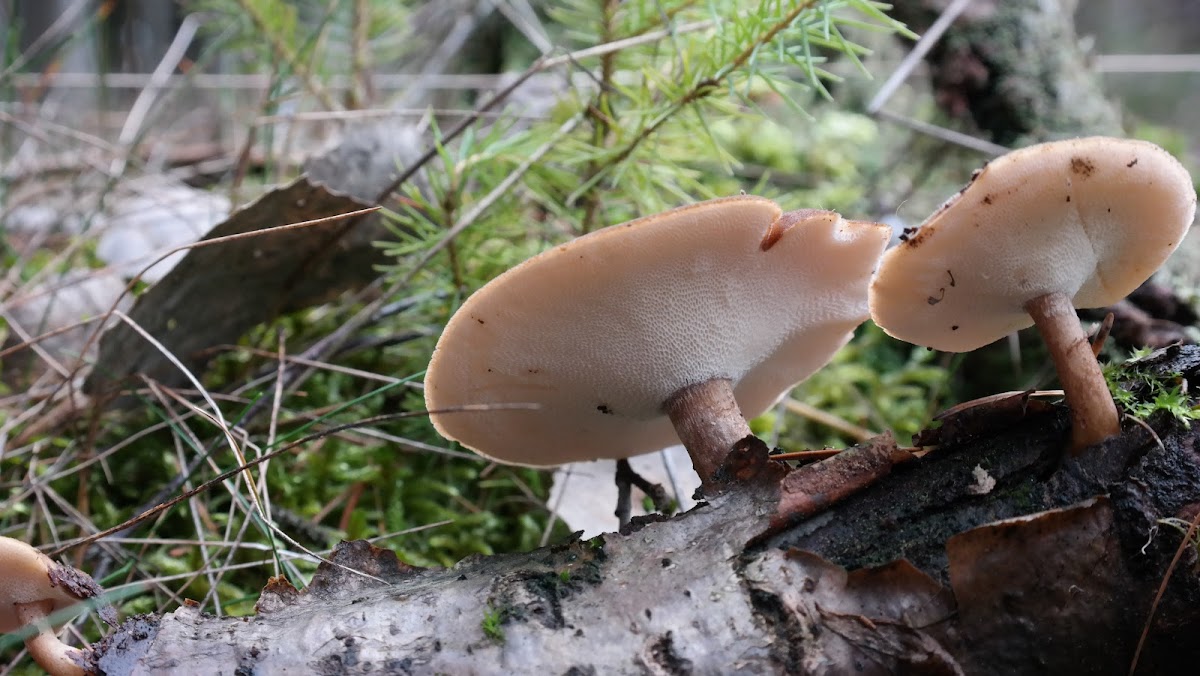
xmin=664 ymin=378 xmax=753 ymax=486
xmin=16 ymin=600 xmax=87 ymax=676
xmin=1025 ymin=291 xmax=1121 ymax=454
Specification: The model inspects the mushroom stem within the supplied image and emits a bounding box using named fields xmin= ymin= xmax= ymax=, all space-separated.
xmin=1025 ymin=291 xmax=1121 ymax=454
xmin=664 ymin=378 xmax=753 ymax=486
xmin=15 ymin=600 xmax=88 ymax=676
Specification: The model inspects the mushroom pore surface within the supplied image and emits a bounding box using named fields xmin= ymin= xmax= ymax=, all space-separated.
xmin=425 ymin=195 xmax=889 ymax=466
xmin=870 ymin=137 xmax=1197 ymax=352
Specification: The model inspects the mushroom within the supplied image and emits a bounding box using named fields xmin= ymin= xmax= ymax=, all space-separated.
xmin=0 ymin=537 xmax=103 ymax=676
xmin=870 ymin=137 xmax=1196 ymax=454
xmin=425 ymin=195 xmax=890 ymax=487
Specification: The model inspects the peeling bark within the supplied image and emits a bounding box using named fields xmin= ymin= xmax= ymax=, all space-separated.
xmin=89 ymin=347 xmax=1200 ymax=675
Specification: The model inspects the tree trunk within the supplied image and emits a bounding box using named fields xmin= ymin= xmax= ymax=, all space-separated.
xmin=889 ymin=0 xmax=1123 ymax=145
xmin=88 ymin=347 xmax=1200 ymax=675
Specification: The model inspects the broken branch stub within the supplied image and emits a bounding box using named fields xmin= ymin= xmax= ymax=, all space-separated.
xmin=85 ymin=177 xmax=371 ymax=394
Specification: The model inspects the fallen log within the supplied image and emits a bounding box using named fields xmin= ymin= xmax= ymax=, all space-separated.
xmin=87 ymin=346 xmax=1200 ymax=675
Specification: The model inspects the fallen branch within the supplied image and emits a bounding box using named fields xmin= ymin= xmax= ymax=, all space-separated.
xmin=84 ymin=347 xmax=1200 ymax=675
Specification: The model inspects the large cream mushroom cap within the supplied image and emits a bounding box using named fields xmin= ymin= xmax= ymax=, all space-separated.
xmin=0 ymin=537 xmax=88 ymax=633
xmin=870 ymin=137 xmax=1197 ymax=352
xmin=425 ymin=195 xmax=889 ymax=466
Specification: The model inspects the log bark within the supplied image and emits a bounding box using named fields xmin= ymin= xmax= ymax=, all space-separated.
xmin=87 ymin=347 xmax=1200 ymax=675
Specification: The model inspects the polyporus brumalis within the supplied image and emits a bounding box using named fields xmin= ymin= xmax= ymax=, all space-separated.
xmin=425 ymin=195 xmax=889 ymax=486
xmin=0 ymin=536 xmax=109 ymax=676
xmin=870 ymin=137 xmax=1196 ymax=453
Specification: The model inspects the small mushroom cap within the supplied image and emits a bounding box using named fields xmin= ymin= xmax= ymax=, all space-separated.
xmin=425 ymin=195 xmax=889 ymax=466
xmin=0 ymin=537 xmax=88 ymax=633
xmin=870 ymin=137 xmax=1197 ymax=352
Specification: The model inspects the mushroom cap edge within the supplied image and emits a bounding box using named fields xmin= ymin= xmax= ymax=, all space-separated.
xmin=870 ymin=136 xmax=1197 ymax=352
xmin=0 ymin=537 xmax=89 ymax=633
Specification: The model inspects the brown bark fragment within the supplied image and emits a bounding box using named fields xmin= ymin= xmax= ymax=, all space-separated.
xmin=939 ymin=498 xmax=1131 ymax=674
xmin=771 ymin=433 xmax=913 ymax=531
xmin=914 ymin=390 xmax=1055 ymax=448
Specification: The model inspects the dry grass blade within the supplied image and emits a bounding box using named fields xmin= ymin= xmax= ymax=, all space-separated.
xmin=47 ymin=405 xmax=537 ymax=556
xmin=0 ymin=0 xmax=92 ymax=82
xmin=109 ymin=311 xmax=265 ymax=518
xmin=278 ymin=111 xmax=585 ymax=412
xmin=0 ymin=196 xmax=386 ymax=483
xmin=1095 ymin=54 xmax=1200 ymax=73
xmin=863 ymin=0 xmax=1010 ymax=156
xmin=81 ymin=191 xmax=380 ymax=394
xmin=1129 ymin=504 xmax=1200 ymax=675
xmin=770 ymin=449 xmax=843 ymax=461
xmin=109 ymin=14 xmax=202 ymax=176
xmin=866 ymin=0 xmax=974 ymax=114
xmin=132 ymin=377 xmax=356 ymax=591
xmin=784 ymin=397 xmax=877 ymax=443
xmin=234 ymin=0 xmax=339 ymax=110
xmin=874 ymin=109 xmax=1009 ymax=156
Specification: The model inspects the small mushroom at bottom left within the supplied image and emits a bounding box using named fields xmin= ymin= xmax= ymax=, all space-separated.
xmin=1 ymin=537 xmax=109 ymax=676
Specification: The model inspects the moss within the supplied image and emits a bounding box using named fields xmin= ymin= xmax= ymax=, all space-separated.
xmin=1106 ymin=349 xmax=1200 ymax=427
xmin=481 ymin=604 xmax=506 ymax=644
